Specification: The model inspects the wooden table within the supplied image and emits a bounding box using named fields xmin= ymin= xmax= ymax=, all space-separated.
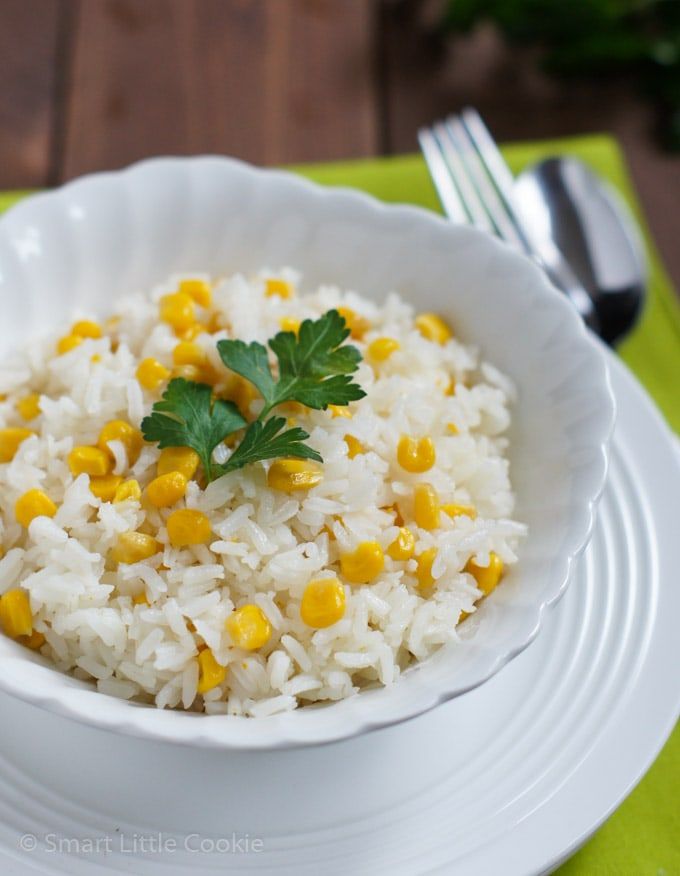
xmin=1 ymin=0 xmax=678 ymax=290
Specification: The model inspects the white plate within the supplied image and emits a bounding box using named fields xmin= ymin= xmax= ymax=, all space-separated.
xmin=0 ymin=349 xmax=676 ymax=875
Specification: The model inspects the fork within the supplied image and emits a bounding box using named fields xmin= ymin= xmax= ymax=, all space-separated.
xmin=418 ymin=108 xmax=598 ymax=332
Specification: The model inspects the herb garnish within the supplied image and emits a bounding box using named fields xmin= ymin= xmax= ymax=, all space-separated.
xmin=141 ymin=309 xmax=366 ymax=482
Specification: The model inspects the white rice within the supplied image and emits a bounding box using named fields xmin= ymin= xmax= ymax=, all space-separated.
xmin=0 ymin=270 xmax=526 ymax=716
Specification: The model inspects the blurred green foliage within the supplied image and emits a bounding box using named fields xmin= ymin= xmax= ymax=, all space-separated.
xmin=441 ymin=0 xmax=680 ymax=149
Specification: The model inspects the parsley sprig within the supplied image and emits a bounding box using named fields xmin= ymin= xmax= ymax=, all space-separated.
xmin=141 ymin=309 xmax=366 ymax=482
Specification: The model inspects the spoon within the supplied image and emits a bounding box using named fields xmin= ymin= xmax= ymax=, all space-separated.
xmin=513 ymin=157 xmax=647 ymax=344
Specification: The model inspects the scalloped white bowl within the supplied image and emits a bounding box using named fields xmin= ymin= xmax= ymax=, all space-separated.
xmin=0 ymin=156 xmax=615 ymax=749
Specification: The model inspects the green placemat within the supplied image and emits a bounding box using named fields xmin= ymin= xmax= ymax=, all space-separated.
xmin=1 ymin=135 xmax=678 ymax=874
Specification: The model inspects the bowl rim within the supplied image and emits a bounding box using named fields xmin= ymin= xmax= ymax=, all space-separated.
xmin=0 ymin=154 xmax=616 ymax=749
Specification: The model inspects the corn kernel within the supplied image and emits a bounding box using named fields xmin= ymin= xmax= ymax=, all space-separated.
xmin=111 ymin=531 xmax=161 ymax=564
xmin=415 ymin=313 xmax=452 ymax=344
xmin=416 ymin=547 xmax=438 ymax=591
xmin=226 ymin=604 xmax=271 ymax=651
xmin=157 ymin=446 xmax=200 ymax=480
xmin=167 ymin=509 xmax=211 ymax=547
xmin=328 ymin=404 xmax=352 ymax=419
xmin=179 ymin=278 xmax=212 ymax=308
xmin=447 ymin=422 xmax=459 ymax=435
xmin=267 ymin=459 xmax=323 ymax=492
xmin=0 ymin=588 xmax=33 ymax=638
xmin=136 ymin=357 xmax=171 ymax=390
xmin=89 ymin=474 xmax=123 ymax=502
xmin=340 ymin=541 xmax=384 ymax=584
xmin=146 ymin=471 xmax=187 ymax=508
xmin=71 ymin=320 xmax=102 ymax=339
xmin=206 ymin=311 xmax=227 ymax=333
xmin=300 ymin=577 xmax=346 ymax=628
xmin=397 ymin=435 xmax=436 ymax=473
xmin=0 ymin=427 xmax=35 ymax=462
xmin=15 ymin=489 xmax=57 ymax=528
xmin=337 ymin=306 xmax=369 ymax=339
xmin=113 ymin=479 xmax=142 ymax=503
xmin=264 ymin=277 xmax=294 ymax=299
xmin=441 ymin=503 xmax=477 ymax=520
xmin=387 ymin=527 xmax=415 ymax=561
xmin=176 ymin=322 xmax=209 ymax=341
xmin=230 ymin=376 xmax=259 ymax=415
xmin=445 ymin=379 xmax=456 ymax=396
xmin=368 ymin=337 xmax=400 ymax=362
xmin=16 ymin=394 xmax=41 ymax=421
xmin=159 ymin=292 xmax=196 ymax=331
xmin=132 ymin=591 xmax=149 ymax=606
xmin=173 ymin=341 xmax=206 ymax=368
xmin=21 ymin=629 xmax=45 ymax=650
xmin=56 ymin=334 xmax=83 ymax=355
xmin=279 ymin=316 xmax=300 ymax=335
xmin=344 ymin=434 xmax=364 ymax=459
xmin=466 ymin=552 xmax=504 ymax=595
xmin=414 ymin=483 xmax=440 ymax=530
xmin=68 ymin=446 xmax=112 ymax=477
xmin=197 ymin=648 xmax=227 ymax=694
xmin=97 ymin=420 xmax=143 ymax=466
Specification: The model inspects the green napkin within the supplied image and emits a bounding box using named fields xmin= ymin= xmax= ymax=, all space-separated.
xmin=1 ymin=134 xmax=678 ymax=874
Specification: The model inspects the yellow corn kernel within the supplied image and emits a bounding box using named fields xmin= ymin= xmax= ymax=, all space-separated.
xmin=466 ymin=552 xmax=504 ymax=596
xmin=397 ymin=435 xmax=436 ymax=473
xmin=447 ymin=422 xmax=459 ymax=435
xmin=231 ymin=376 xmax=259 ymax=415
xmin=172 ymin=341 xmax=206 ymax=368
xmin=368 ymin=337 xmax=400 ymax=362
xmin=179 ymin=278 xmax=212 ymax=308
xmin=68 ymin=446 xmax=112 ymax=477
xmin=56 ymin=334 xmax=83 ymax=355
xmin=16 ymin=394 xmax=41 ymax=421
xmin=159 ymin=292 xmax=196 ymax=332
xmin=171 ymin=364 xmax=206 ymax=383
xmin=337 ymin=306 xmax=369 ymax=339
xmin=197 ymin=648 xmax=227 ymax=694
xmin=264 ymin=277 xmax=294 ymax=299
xmin=113 ymin=479 xmax=142 ymax=504
xmin=300 ymin=577 xmax=346 ymax=628
xmin=71 ymin=319 xmax=102 ymax=339
xmin=226 ymin=604 xmax=272 ymax=650
xmin=0 ymin=588 xmax=33 ymax=638
xmin=15 ymin=489 xmax=57 ymax=528
xmin=176 ymin=321 xmax=209 ymax=341
xmin=445 ymin=379 xmax=456 ymax=396
xmin=157 ymin=446 xmax=200 ymax=480
xmin=267 ymin=459 xmax=322 ymax=492
xmin=415 ymin=547 xmax=438 ymax=591
xmin=441 ymin=503 xmax=477 ymax=520
xmin=97 ymin=420 xmax=143 ymax=466
xmin=387 ymin=527 xmax=415 ymax=561
xmin=89 ymin=474 xmax=123 ymax=502
xmin=111 ymin=531 xmax=161 ymax=564
xmin=136 ymin=357 xmax=171 ymax=390
xmin=414 ymin=483 xmax=440 ymax=530
xmin=0 ymin=427 xmax=35 ymax=462
xmin=146 ymin=471 xmax=187 ymax=508
xmin=340 ymin=541 xmax=384 ymax=584
xmin=167 ymin=509 xmax=211 ymax=547
xmin=344 ymin=434 xmax=365 ymax=459
xmin=279 ymin=316 xmax=300 ymax=335
xmin=328 ymin=404 xmax=352 ymax=419
xmin=132 ymin=591 xmax=149 ymax=606
xmin=415 ymin=313 xmax=452 ymax=344
xmin=21 ymin=629 xmax=45 ymax=650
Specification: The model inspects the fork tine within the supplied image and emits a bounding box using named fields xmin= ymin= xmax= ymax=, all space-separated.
xmin=417 ymin=128 xmax=468 ymax=224
xmin=433 ymin=122 xmax=493 ymax=233
xmin=446 ymin=115 xmax=527 ymax=251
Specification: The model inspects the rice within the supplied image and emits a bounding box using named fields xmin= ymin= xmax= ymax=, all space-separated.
xmin=0 ymin=270 xmax=526 ymax=716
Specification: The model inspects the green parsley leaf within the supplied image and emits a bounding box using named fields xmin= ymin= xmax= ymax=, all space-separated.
xmin=217 ymin=309 xmax=366 ymax=415
xmin=218 ymin=417 xmax=322 ymax=475
xmin=141 ymin=378 xmax=246 ymax=480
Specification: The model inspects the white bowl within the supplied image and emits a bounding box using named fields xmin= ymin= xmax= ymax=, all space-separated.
xmin=0 ymin=157 xmax=615 ymax=749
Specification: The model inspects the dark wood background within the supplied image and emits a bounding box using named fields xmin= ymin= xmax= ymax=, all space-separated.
xmin=1 ymin=0 xmax=678 ymax=288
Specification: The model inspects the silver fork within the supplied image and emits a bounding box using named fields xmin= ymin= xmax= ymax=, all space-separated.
xmin=418 ymin=108 xmax=598 ymax=332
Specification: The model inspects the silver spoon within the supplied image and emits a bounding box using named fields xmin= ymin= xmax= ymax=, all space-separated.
xmin=514 ymin=157 xmax=647 ymax=344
